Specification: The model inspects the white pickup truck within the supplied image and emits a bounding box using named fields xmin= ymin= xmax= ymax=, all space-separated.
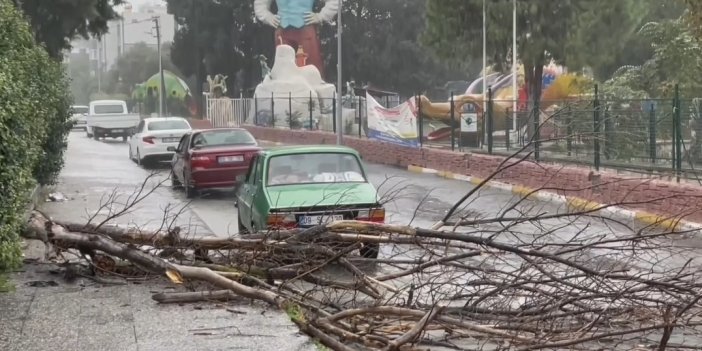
xmin=86 ymin=100 xmax=140 ymax=141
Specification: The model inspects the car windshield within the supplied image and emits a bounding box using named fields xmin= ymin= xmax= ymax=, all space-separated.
xmin=147 ymin=120 xmax=190 ymax=131
xmin=191 ymin=129 xmax=256 ymax=148
xmin=266 ymin=152 xmax=366 ymax=186
xmin=93 ymin=104 xmax=124 ymax=114
xmin=72 ymin=106 xmax=88 ymax=114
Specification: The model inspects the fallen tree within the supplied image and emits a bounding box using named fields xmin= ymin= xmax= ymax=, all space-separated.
xmin=20 ymin=134 xmax=702 ymax=350
xmin=23 ymin=205 xmax=702 ymax=350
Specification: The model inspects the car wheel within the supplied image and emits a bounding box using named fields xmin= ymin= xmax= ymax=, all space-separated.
xmin=184 ymin=174 xmax=197 ymax=199
xmin=360 ymin=243 xmax=379 ymax=259
xmin=237 ymin=212 xmax=249 ymax=234
xmin=170 ymin=170 xmax=182 ymax=189
xmin=122 ymin=134 xmax=128 ymax=142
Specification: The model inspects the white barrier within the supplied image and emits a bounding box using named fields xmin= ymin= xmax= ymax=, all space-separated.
xmin=205 ymin=94 xmax=253 ymax=128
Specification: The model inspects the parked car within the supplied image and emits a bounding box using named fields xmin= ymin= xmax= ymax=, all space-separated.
xmin=69 ymin=105 xmax=89 ymax=130
xmin=169 ymin=128 xmax=261 ymax=198
xmin=86 ymin=99 xmax=140 ymax=141
xmin=128 ymin=117 xmax=192 ymax=166
xmin=235 ymin=145 xmax=383 ymax=258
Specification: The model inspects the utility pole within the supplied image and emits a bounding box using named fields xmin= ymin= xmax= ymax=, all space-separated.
xmin=336 ymin=0 xmax=343 ymax=145
xmin=121 ymin=17 xmax=125 ymax=56
xmin=512 ymin=0 xmax=517 ymax=134
xmin=152 ymin=16 xmax=166 ymax=117
xmin=482 ymin=0 xmax=487 ymax=147
xmin=97 ymin=39 xmax=102 ymax=93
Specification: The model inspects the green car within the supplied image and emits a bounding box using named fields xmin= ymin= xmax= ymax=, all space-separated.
xmin=235 ymin=145 xmax=384 ymax=258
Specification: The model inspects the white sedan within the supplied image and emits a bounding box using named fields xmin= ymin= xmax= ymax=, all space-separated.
xmin=70 ymin=105 xmax=89 ymax=130
xmin=128 ymin=117 xmax=192 ymax=166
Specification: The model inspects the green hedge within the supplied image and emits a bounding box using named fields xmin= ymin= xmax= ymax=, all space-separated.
xmin=0 ymin=0 xmax=72 ymax=270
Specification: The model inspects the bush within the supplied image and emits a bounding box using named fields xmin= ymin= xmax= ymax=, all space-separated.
xmin=0 ymin=0 xmax=72 ymax=270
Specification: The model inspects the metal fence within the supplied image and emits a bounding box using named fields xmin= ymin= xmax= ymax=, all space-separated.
xmin=205 ymin=94 xmax=375 ymax=136
xmin=204 ymin=86 xmax=702 ymax=181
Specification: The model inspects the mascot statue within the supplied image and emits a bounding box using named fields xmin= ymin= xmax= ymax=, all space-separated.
xmin=207 ymin=74 xmax=228 ymax=98
xmin=254 ymin=0 xmax=339 ymax=78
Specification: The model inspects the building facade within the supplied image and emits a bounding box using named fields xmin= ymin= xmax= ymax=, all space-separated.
xmin=67 ymin=2 xmax=176 ymax=80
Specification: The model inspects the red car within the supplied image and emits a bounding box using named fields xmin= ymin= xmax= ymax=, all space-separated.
xmin=168 ymin=128 xmax=261 ymax=198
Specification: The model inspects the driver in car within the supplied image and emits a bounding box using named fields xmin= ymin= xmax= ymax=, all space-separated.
xmin=193 ymin=134 xmax=207 ymax=146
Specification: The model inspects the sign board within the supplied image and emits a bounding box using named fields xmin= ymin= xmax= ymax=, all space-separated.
xmin=460 ymin=101 xmax=478 ymax=132
xmin=366 ymin=93 xmax=419 ymax=148
xmin=460 ymin=112 xmax=478 ymax=132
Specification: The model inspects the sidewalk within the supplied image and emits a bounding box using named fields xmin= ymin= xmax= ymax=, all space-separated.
xmin=0 ymin=133 xmax=314 ymax=351
xmin=1 ymin=249 xmax=311 ymax=351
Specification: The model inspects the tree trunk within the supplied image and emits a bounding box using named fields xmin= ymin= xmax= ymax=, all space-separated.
xmin=193 ymin=4 xmax=204 ymax=118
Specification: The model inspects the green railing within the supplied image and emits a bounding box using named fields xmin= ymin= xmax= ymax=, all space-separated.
xmin=472 ymin=84 xmax=701 ymax=181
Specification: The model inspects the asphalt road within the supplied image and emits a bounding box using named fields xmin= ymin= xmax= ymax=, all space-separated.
xmin=55 ymin=131 xmax=702 ymax=270
xmin=56 ymin=131 xmax=550 ymax=235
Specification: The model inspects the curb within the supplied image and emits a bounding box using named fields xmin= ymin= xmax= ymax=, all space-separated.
xmin=407 ymin=164 xmax=702 ymax=234
xmin=259 ymin=141 xmax=285 ymax=148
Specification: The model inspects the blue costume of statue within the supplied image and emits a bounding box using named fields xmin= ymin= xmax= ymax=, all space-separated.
xmin=277 ymin=0 xmax=315 ymax=29
xmin=254 ymin=0 xmax=337 ymax=77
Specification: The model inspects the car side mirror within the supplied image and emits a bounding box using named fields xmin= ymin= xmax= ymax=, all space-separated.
xmin=167 ymin=146 xmax=177 ymax=152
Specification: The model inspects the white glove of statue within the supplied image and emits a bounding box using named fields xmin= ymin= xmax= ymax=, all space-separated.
xmin=261 ymin=13 xmax=281 ymax=28
xmin=304 ymin=12 xmax=324 ymax=25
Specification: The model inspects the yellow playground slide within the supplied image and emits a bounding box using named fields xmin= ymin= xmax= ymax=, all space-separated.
xmin=416 ymin=73 xmax=592 ymax=135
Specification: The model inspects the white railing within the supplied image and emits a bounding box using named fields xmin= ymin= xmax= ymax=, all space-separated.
xmin=204 ymin=93 xmax=253 ymax=128
xmin=203 ymin=93 xmax=364 ymax=134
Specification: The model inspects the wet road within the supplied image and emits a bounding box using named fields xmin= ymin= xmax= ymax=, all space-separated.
xmin=56 ymin=131 xmax=702 ymax=268
xmin=47 ymin=131 xmax=702 ymax=350
xmin=57 ymin=131 xmax=546 ymax=236
xmin=55 ymin=131 xmax=646 ymax=236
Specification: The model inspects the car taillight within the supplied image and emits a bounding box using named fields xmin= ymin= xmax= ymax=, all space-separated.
xmin=190 ymin=155 xmax=212 ymax=168
xmin=356 ymin=208 xmax=385 ymax=223
xmin=267 ymin=213 xmax=297 ymax=229
xmin=143 ymin=136 xmax=155 ymax=144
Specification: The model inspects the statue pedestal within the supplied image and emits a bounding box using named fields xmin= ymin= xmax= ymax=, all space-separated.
xmin=251 ymin=45 xmax=335 ymax=128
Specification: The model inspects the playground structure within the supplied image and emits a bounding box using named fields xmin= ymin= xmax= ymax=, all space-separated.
xmin=131 ymin=70 xmax=196 ymax=117
xmin=417 ymin=64 xmax=592 ymax=146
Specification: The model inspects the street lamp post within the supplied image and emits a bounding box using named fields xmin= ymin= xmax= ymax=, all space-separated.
xmin=336 ymin=0 xmax=343 ymax=145
xmin=512 ymin=0 xmax=517 ymax=133
xmin=482 ymin=0 xmax=487 ymax=148
xmin=482 ymin=0 xmax=486 ymax=97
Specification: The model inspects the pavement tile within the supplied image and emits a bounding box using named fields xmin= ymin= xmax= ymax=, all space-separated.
xmin=0 ymin=290 xmax=33 ymax=322
xmin=0 ymin=319 xmax=23 ymax=348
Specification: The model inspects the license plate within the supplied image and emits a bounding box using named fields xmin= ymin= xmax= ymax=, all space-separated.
xmin=218 ymin=155 xmax=244 ymax=163
xmin=113 ymin=129 xmax=123 ymax=133
xmin=162 ymin=137 xmax=180 ymax=143
xmin=299 ymin=214 xmax=344 ymax=226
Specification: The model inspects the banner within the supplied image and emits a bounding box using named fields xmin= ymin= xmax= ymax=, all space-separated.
xmin=366 ymin=93 xmax=419 ymax=148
